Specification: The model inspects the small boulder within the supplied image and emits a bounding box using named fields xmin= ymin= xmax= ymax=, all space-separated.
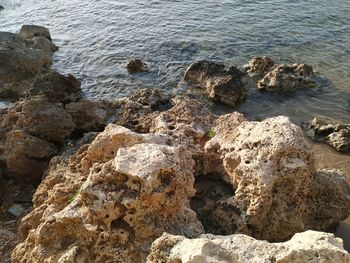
xmin=257 ymin=63 xmax=316 ymax=92
xmin=184 ymin=60 xmax=248 ymax=106
xmin=18 ymin=25 xmax=51 ymax=41
xmin=148 ymin=231 xmax=350 ymax=263
xmin=308 ymin=118 xmax=350 ymax=153
xmin=126 ymin=59 xmax=147 ymax=73
xmin=0 ymin=5 xmax=4 ymax=10
xmin=31 ymin=36 xmax=58 ymax=52
xmin=244 ymin=56 xmax=276 ymax=76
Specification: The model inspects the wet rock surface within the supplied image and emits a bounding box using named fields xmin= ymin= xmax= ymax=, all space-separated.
xmin=244 ymin=55 xmax=276 ymax=76
xmin=257 ymin=63 xmax=316 ymax=92
xmin=148 ymin=231 xmax=350 ymax=263
xmin=184 ymin=60 xmax=248 ymax=106
xmin=308 ymin=118 xmax=350 ymax=153
xmin=127 ymin=59 xmax=148 ymax=73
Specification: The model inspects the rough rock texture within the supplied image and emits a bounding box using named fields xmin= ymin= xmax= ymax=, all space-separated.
xmin=127 ymin=59 xmax=148 ymax=73
xmin=0 ymin=221 xmax=18 ymax=263
xmin=257 ymin=63 xmax=316 ymax=92
xmin=244 ymin=56 xmax=276 ymax=76
xmin=203 ymin=115 xmax=350 ymax=241
xmin=19 ymin=25 xmax=52 ymax=41
xmin=12 ymin=124 xmax=203 ymax=263
xmin=0 ymin=27 xmax=72 ymax=101
xmin=0 ymin=97 xmax=75 ymax=179
xmin=184 ymin=60 xmax=248 ymax=106
xmin=308 ymin=118 xmax=350 ymax=153
xmin=147 ymin=231 xmax=350 ymax=263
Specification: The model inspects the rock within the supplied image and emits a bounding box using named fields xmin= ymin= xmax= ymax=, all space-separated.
xmin=8 ymin=204 xmax=26 ymax=218
xmin=0 ymin=220 xmax=18 ymax=263
xmin=1 ymin=129 xmax=58 ymax=178
xmin=244 ymin=56 xmax=276 ymax=76
xmin=184 ymin=60 xmax=248 ymax=106
xmin=147 ymin=231 xmax=350 ymax=263
xmin=0 ymin=5 xmax=4 ymax=10
xmin=127 ymin=59 xmax=148 ymax=73
xmin=27 ymin=72 xmax=81 ymax=103
xmin=257 ymin=63 xmax=316 ymax=92
xmin=203 ymin=115 xmax=350 ymax=241
xmin=308 ymin=118 xmax=350 ymax=153
xmin=18 ymin=25 xmax=52 ymax=41
xmin=12 ymin=125 xmax=203 ymax=263
xmin=31 ymin=36 xmax=59 ymax=52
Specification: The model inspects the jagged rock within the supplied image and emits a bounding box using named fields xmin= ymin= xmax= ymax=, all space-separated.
xmin=203 ymin=115 xmax=350 ymax=241
xmin=12 ymin=125 xmax=203 ymax=263
xmin=147 ymin=231 xmax=350 ymax=263
xmin=184 ymin=60 xmax=248 ymax=106
xmin=26 ymin=72 xmax=81 ymax=103
xmin=308 ymin=118 xmax=350 ymax=153
xmin=257 ymin=63 xmax=316 ymax=92
xmin=18 ymin=25 xmax=52 ymax=41
xmin=127 ymin=59 xmax=148 ymax=73
xmin=1 ymin=97 xmax=75 ymax=143
xmin=244 ymin=56 xmax=276 ymax=76
xmin=1 ymin=130 xmax=57 ymax=178
xmin=0 ymin=27 xmax=74 ymax=101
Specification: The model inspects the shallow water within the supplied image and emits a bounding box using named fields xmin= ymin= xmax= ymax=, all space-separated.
xmin=1 ymin=0 xmax=350 ymax=124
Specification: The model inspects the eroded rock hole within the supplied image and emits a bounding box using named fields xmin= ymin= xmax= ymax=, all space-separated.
xmin=190 ymin=174 xmax=239 ymax=235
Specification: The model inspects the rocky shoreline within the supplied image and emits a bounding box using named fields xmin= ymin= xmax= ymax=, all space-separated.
xmin=1 ymin=26 xmax=350 ymax=263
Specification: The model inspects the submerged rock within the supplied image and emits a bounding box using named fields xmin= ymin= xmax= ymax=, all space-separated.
xmin=257 ymin=63 xmax=316 ymax=92
xmin=0 ymin=5 xmax=4 ymax=11
xmin=127 ymin=59 xmax=148 ymax=73
xmin=184 ymin=60 xmax=248 ymax=106
xmin=308 ymin=118 xmax=350 ymax=153
xmin=148 ymin=231 xmax=350 ymax=263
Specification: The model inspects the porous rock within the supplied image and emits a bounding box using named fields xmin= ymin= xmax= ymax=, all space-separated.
xmin=147 ymin=231 xmax=350 ymax=263
xmin=12 ymin=124 xmax=203 ymax=263
xmin=203 ymin=115 xmax=350 ymax=241
xmin=257 ymin=63 xmax=316 ymax=92
xmin=184 ymin=60 xmax=248 ymax=106
xmin=244 ymin=56 xmax=276 ymax=76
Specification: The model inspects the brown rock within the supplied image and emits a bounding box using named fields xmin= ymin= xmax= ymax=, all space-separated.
xmin=18 ymin=25 xmax=52 ymax=41
xmin=244 ymin=56 xmax=276 ymax=76
xmin=127 ymin=59 xmax=148 ymax=73
xmin=12 ymin=125 xmax=203 ymax=263
xmin=184 ymin=60 xmax=248 ymax=106
xmin=257 ymin=63 xmax=316 ymax=92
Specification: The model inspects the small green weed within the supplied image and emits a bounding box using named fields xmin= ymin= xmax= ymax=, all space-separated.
xmin=68 ymin=187 xmax=81 ymax=203
xmin=207 ymin=129 xmax=216 ymax=139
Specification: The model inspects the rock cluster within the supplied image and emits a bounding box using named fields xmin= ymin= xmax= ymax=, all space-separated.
xmin=183 ymin=57 xmax=317 ymax=106
xmin=10 ymin=97 xmax=350 ymax=262
xmin=0 ymin=26 xmax=76 ymax=101
xmin=308 ymin=118 xmax=350 ymax=153
xmin=184 ymin=60 xmax=248 ymax=106
xmin=148 ymin=231 xmax=350 ymax=263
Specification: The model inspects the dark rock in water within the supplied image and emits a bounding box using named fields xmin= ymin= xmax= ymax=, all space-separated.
xmin=257 ymin=63 xmax=316 ymax=92
xmin=0 ymin=5 xmax=4 ymax=10
xmin=27 ymin=72 xmax=81 ymax=104
xmin=184 ymin=60 xmax=248 ymax=106
xmin=244 ymin=56 xmax=276 ymax=76
xmin=19 ymin=25 xmax=52 ymax=41
xmin=127 ymin=59 xmax=148 ymax=73
xmin=308 ymin=118 xmax=350 ymax=153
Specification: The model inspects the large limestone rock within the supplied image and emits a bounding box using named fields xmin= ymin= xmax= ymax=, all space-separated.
xmin=184 ymin=60 xmax=248 ymax=106
xmin=147 ymin=231 xmax=350 ymax=263
xmin=202 ymin=115 xmax=350 ymax=241
xmin=12 ymin=125 xmax=203 ymax=263
xmin=257 ymin=63 xmax=316 ymax=92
